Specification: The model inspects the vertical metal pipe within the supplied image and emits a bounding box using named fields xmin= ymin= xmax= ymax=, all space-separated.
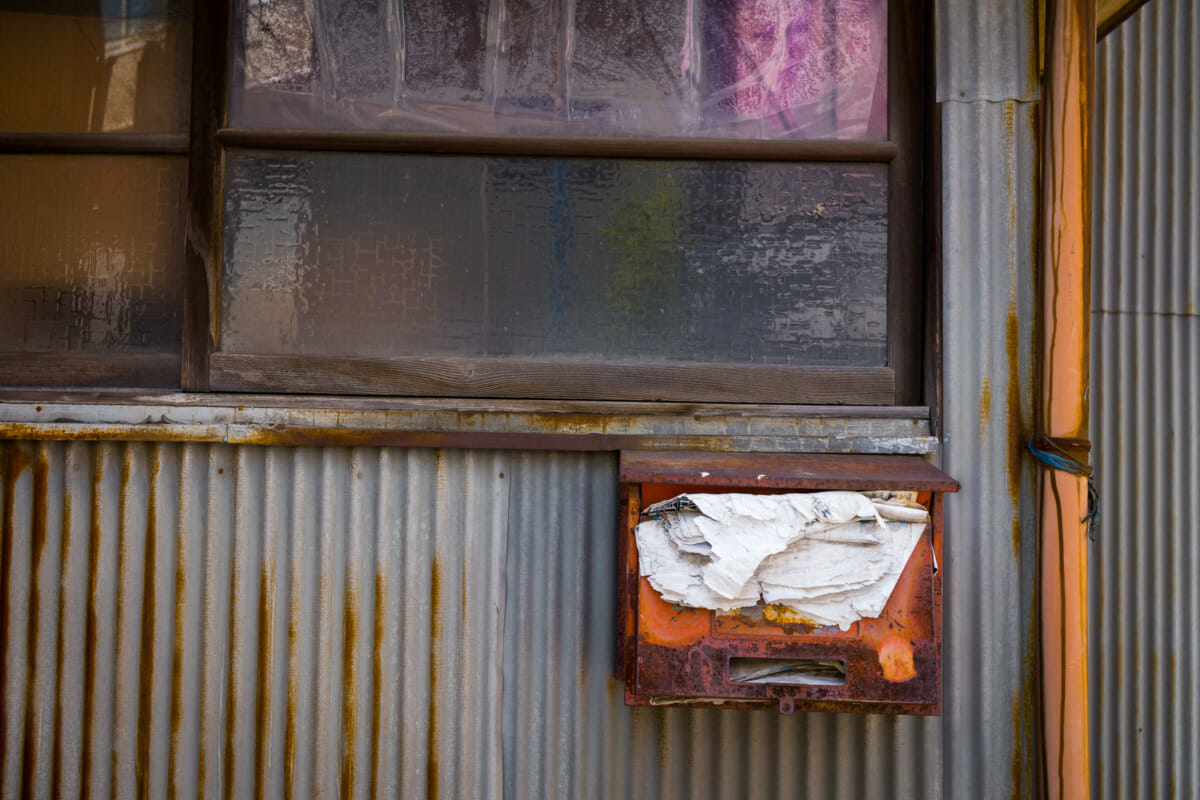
xmin=1040 ymin=0 xmax=1096 ymax=797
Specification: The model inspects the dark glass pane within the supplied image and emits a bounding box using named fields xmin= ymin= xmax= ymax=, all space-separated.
xmin=231 ymin=0 xmax=886 ymax=140
xmin=220 ymin=151 xmax=887 ymax=366
xmin=0 ymin=0 xmax=193 ymax=134
xmin=0 ymin=155 xmax=187 ymax=353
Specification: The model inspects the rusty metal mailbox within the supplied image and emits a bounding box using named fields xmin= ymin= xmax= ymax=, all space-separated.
xmin=618 ymin=451 xmax=958 ymax=714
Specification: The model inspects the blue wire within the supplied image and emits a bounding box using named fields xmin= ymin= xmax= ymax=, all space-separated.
xmin=1026 ymin=439 xmax=1099 ymax=540
xmin=1028 ymin=448 xmax=1081 ymax=474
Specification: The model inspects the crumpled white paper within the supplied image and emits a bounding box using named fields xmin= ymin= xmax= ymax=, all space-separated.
xmin=634 ymin=491 xmax=929 ymax=630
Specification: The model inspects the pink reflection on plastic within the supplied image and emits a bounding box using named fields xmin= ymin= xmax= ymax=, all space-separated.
xmin=706 ymin=0 xmax=885 ymax=138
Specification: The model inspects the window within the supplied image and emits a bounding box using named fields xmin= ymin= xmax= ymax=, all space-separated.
xmin=0 ymin=0 xmax=194 ymax=388
xmin=1 ymin=0 xmax=928 ymax=406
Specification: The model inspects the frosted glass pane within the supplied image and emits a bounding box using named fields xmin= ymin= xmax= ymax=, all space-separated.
xmin=0 ymin=1 xmax=193 ymax=134
xmin=0 ymin=155 xmax=187 ymax=353
xmin=231 ymin=0 xmax=886 ymax=140
xmin=220 ymin=151 xmax=887 ymax=366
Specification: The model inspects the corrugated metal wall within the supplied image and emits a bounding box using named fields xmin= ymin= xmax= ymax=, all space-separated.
xmin=0 ymin=0 xmax=1048 ymax=795
xmin=1092 ymin=0 xmax=1200 ymax=797
xmin=940 ymin=100 xmax=1040 ymax=800
xmin=938 ymin=0 xmax=1042 ymax=797
xmin=2 ymin=442 xmax=510 ymax=800
xmin=3 ymin=441 xmax=950 ymax=800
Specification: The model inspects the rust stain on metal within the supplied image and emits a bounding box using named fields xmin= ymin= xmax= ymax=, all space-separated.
xmin=426 ymin=557 xmax=441 ymax=800
xmin=1 ymin=444 xmax=32 ymax=777
xmin=978 ymin=378 xmax=993 ymax=437
xmin=434 ymin=450 xmax=446 ymax=493
xmin=370 ymin=570 xmax=385 ymax=800
xmin=21 ymin=447 xmax=49 ymax=795
xmin=223 ymin=495 xmax=239 ymax=800
xmin=2 ymin=410 xmax=936 ymax=457
xmin=1012 ymin=579 xmax=1043 ymax=800
xmin=81 ymin=446 xmax=105 ymax=800
xmin=255 ymin=555 xmax=274 ymax=800
xmin=136 ymin=448 xmax=161 ymax=798
xmin=285 ymin=518 xmax=302 ymax=797
xmin=0 ymin=422 xmax=220 ymax=444
xmin=1007 ymin=305 xmax=1027 ymax=557
xmin=115 ymin=447 xmax=135 ymax=797
xmin=51 ymin=465 xmax=74 ymax=800
xmin=459 ymin=559 xmax=469 ymax=626
xmin=228 ymin=425 xmax=790 ymax=455
xmin=342 ymin=577 xmax=360 ymax=796
xmin=168 ymin=451 xmax=188 ymax=800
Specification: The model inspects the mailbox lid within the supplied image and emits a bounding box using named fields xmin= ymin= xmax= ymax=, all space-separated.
xmin=619 ymin=451 xmax=959 ymax=493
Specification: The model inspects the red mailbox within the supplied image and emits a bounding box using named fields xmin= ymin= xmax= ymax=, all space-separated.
xmin=618 ymin=451 xmax=958 ymax=715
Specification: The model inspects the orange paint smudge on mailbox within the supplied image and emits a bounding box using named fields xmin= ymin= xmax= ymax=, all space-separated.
xmin=638 ymin=578 xmax=709 ymax=647
xmin=878 ymin=635 xmax=916 ymax=683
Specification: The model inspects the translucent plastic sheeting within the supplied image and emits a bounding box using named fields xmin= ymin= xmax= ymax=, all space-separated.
xmin=220 ymin=151 xmax=888 ymax=365
xmin=232 ymin=0 xmax=887 ymax=140
xmin=0 ymin=155 xmax=188 ymax=353
xmin=0 ymin=1 xmax=193 ymax=134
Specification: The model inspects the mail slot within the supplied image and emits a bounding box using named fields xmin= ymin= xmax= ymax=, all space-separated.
xmin=617 ymin=451 xmax=958 ymax=714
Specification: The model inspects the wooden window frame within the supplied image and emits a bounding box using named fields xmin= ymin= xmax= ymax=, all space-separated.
xmin=0 ymin=0 xmax=218 ymax=392
xmin=2 ymin=0 xmax=932 ymax=409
